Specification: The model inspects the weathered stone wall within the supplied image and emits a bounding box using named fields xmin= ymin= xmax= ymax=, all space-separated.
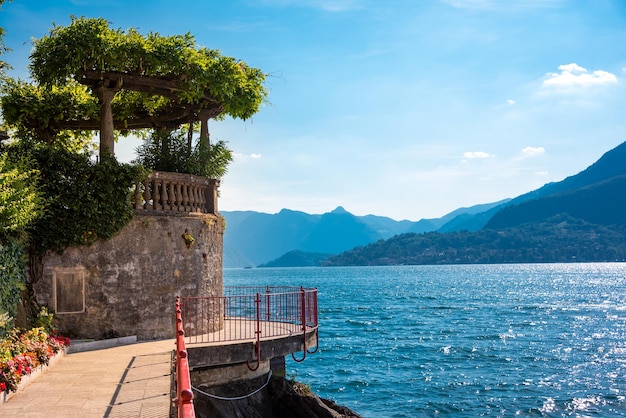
xmin=34 ymin=213 xmax=223 ymax=340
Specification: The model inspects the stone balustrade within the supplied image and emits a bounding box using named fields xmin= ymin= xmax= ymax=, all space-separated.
xmin=134 ymin=171 xmax=219 ymax=215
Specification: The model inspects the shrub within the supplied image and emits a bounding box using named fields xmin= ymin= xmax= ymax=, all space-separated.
xmin=134 ymin=127 xmax=233 ymax=179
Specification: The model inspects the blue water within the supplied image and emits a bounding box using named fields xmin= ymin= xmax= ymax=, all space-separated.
xmin=224 ymin=264 xmax=626 ymax=417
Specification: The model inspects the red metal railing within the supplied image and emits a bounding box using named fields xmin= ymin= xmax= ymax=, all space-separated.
xmin=174 ymin=296 xmax=195 ymax=418
xmin=180 ymin=286 xmax=318 ymax=365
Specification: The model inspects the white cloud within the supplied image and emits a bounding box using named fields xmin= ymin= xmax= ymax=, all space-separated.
xmin=463 ymin=151 xmax=494 ymax=159
xmin=543 ymin=63 xmax=618 ymax=88
xmin=233 ymin=152 xmax=263 ymax=160
xmin=506 ymin=99 xmax=516 ymax=105
xmin=520 ymin=146 xmax=545 ymax=157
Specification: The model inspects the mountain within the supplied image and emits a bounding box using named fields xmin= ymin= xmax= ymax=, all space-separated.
xmin=324 ymin=141 xmax=626 ymax=266
xmin=258 ymin=250 xmax=333 ymax=268
xmin=222 ymin=207 xmax=385 ymax=267
xmin=297 ymin=207 xmax=381 ymax=254
xmin=222 ymin=209 xmax=319 ymax=267
xmin=222 ymin=202 xmax=506 ymax=267
xmin=324 ymin=215 xmax=626 ymax=266
xmin=439 ymin=141 xmax=626 ymax=231
xmin=486 ymin=175 xmax=626 ymax=229
xmin=223 ymin=141 xmax=626 ymax=267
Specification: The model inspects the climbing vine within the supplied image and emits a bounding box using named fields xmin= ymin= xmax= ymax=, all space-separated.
xmin=0 ymin=238 xmax=26 ymax=333
xmin=5 ymin=141 xmax=146 ymax=256
xmin=1 ymin=15 xmax=267 ymax=139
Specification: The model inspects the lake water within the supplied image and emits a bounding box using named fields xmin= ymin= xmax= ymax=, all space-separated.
xmin=224 ymin=264 xmax=626 ymax=417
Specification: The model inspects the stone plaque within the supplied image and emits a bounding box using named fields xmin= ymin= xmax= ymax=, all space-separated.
xmin=53 ymin=267 xmax=86 ymax=314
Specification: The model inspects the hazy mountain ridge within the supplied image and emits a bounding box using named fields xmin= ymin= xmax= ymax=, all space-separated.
xmin=324 ymin=141 xmax=626 ymax=266
xmin=223 ymin=141 xmax=626 ymax=267
xmin=223 ymin=202 xmax=512 ymax=267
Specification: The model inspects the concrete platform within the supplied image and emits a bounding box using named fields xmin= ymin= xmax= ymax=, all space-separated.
xmin=0 ymin=339 xmax=175 ymax=417
xmin=185 ymin=318 xmax=313 ymax=345
xmin=186 ymin=319 xmax=318 ymax=369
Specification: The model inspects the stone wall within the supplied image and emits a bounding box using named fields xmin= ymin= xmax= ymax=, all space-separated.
xmin=34 ymin=212 xmax=223 ymax=340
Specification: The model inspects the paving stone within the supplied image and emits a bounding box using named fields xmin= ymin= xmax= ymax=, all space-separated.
xmin=1 ymin=339 xmax=175 ymax=417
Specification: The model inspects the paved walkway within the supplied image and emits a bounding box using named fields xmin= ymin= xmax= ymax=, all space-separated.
xmin=0 ymin=339 xmax=176 ymax=417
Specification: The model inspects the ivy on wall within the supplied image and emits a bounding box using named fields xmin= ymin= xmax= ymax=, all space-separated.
xmin=6 ymin=141 xmax=147 ymax=256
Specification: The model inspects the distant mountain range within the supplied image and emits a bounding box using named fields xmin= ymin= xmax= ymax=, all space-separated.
xmin=223 ymin=140 xmax=626 ymax=267
xmin=222 ymin=201 xmax=507 ymax=267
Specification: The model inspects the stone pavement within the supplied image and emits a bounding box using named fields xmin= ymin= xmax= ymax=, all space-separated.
xmin=0 ymin=339 xmax=176 ymax=417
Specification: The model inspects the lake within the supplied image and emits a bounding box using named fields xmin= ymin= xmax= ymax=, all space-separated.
xmin=224 ymin=263 xmax=626 ymax=417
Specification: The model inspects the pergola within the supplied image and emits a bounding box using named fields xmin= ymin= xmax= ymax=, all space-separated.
xmin=68 ymin=70 xmax=224 ymax=158
xmin=2 ymin=17 xmax=266 ymax=160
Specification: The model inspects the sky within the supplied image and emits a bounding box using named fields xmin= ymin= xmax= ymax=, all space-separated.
xmin=2 ymin=0 xmax=626 ymax=221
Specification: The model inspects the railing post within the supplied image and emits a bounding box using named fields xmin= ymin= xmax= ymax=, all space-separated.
xmin=300 ymin=286 xmax=306 ymax=333
xmin=174 ymin=296 xmax=195 ymax=418
xmin=292 ymin=286 xmax=308 ymax=363
xmin=247 ymin=292 xmax=262 ymax=371
xmin=266 ymin=287 xmax=271 ymax=321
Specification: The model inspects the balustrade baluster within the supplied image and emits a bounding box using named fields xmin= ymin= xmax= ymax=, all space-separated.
xmin=198 ymin=187 xmax=206 ymax=212
xmin=134 ymin=172 xmax=218 ymax=214
xmin=154 ymin=180 xmax=163 ymax=210
xmin=174 ymin=182 xmax=182 ymax=211
xmin=190 ymin=186 xmax=198 ymax=211
xmin=182 ymin=184 xmax=189 ymax=211
xmin=161 ymin=179 xmax=170 ymax=211
xmin=144 ymin=180 xmax=152 ymax=210
xmin=134 ymin=182 xmax=142 ymax=210
xmin=169 ymin=182 xmax=176 ymax=211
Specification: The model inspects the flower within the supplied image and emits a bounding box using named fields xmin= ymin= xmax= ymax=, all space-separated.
xmin=0 ymin=327 xmax=69 ymax=393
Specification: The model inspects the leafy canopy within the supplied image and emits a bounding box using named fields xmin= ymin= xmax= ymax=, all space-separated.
xmin=2 ymin=16 xmax=267 ymax=141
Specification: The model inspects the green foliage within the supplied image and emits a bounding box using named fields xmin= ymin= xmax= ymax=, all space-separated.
xmin=26 ymin=16 xmax=267 ymax=119
xmin=0 ymin=78 xmax=98 ymax=143
xmin=134 ymin=128 xmax=233 ymax=178
xmin=192 ymin=137 xmax=233 ymax=179
xmin=0 ymin=238 xmax=26 ymax=334
xmin=0 ymin=0 xmax=11 ymax=73
xmin=133 ymin=128 xmax=191 ymax=173
xmin=32 ymin=306 xmax=55 ymax=334
xmin=0 ymin=152 xmax=41 ymax=235
xmin=6 ymin=141 xmax=146 ymax=255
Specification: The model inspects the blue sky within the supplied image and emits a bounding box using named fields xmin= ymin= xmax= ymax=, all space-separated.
xmin=3 ymin=0 xmax=626 ymax=221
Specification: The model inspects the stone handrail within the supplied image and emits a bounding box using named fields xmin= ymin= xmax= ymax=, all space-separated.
xmin=134 ymin=171 xmax=219 ymax=215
